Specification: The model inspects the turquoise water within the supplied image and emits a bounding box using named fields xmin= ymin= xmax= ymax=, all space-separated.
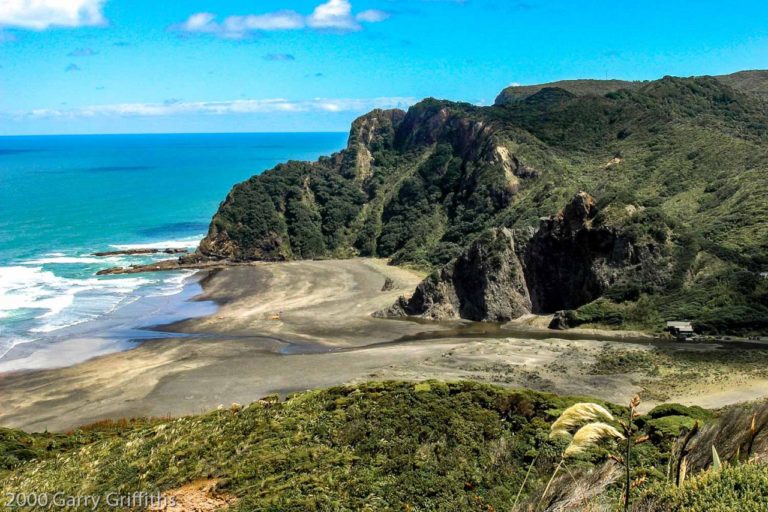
xmin=0 ymin=133 xmax=347 ymax=361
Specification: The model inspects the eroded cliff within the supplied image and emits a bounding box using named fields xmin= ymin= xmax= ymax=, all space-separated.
xmin=196 ymin=73 xmax=768 ymax=333
xmin=379 ymin=192 xmax=675 ymax=322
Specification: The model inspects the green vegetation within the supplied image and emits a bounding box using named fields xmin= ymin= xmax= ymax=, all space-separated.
xmin=199 ymin=72 xmax=768 ymax=334
xmin=0 ymin=381 xmax=724 ymax=511
xmin=3 ymin=382 xmax=766 ymax=511
xmin=639 ymin=463 xmax=768 ymax=511
xmin=0 ymin=419 xmax=165 ymax=478
xmin=494 ymin=78 xmax=643 ymax=105
xmin=591 ymin=346 xmax=661 ymax=376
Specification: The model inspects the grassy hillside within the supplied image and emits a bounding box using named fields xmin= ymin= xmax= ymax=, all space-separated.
xmin=196 ymin=73 xmax=768 ymax=334
xmin=713 ymin=69 xmax=768 ymax=101
xmin=2 ymin=381 xmax=765 ymax=511
xmin=494 ymin=78 xmax=643 ymax=104
xmin=637 ymin=463 xmax=768 ymax=511
xmin=493 ymin=69 xmax=768 ymax=104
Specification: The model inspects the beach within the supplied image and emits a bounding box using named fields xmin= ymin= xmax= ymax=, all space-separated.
xmin=1 ymin=258 xmax=767 ymax=433
xmin=0 ymin=132 xmax=348 ymax=362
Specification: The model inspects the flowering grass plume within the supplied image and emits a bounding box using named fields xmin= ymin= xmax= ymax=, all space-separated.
xmin=550 ymin=403 xmax=615 ymax=438
xmin=564 ymin=422 xmax=625 ymax=457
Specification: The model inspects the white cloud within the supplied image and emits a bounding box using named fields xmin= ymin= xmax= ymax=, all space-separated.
xmin=355 ymin=9 xmax=389 ymax=23
xmin=177 ymin=10 xmax=305 ymax=38
xmin=176 ymin=0 xmax=388 ymax=38
xmin=179 ymin=12 xmax=218 ymax=33
xmin=307 ymin=0 xmax=358 ymax=30
xmin=221 ymin=11 xmax=305 ymax=37
xmin=22 ymin=97 xmax=417 ymax=118
xmin=0 ymin=0 xmax=107 ymax=30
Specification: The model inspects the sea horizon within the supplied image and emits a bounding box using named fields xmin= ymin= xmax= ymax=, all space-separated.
xmin=0 ymin=131 xmax=348 ymax=368
xmin=0 ymin=130 xmax=348 ymax=138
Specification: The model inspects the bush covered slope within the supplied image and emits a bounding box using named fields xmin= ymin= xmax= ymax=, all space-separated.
xmin=0 ymin=381 xmax=731 ymax=511
xmin=197 ymin=72 xmax=768 ymax=333
xmin=2 ymin=381 xmax=765 ymax=511
xmin=637 ymin=463 xmax=768 ymax=512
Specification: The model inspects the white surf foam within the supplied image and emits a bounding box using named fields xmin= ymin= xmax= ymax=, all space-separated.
xmin=0 ymin=336 xmax=36 ymax=360
xmin=0 ymin=237 xmax=204 ymax=362
xmin=0 ymin=266 xmax=62 ymax=314
xmin=0 ymin=265 xmax=152 ymax=334
xmin=110 ymin=235 xmax=203 ymax=251
xmin=23 ymin=256 xmax=116 ymax=265
xmin=154 ymin=270 xmax=196 ymax=296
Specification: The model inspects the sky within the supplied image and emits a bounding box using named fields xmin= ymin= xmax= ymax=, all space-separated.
xmin=1 ymin=0 xmax=767 ymax=135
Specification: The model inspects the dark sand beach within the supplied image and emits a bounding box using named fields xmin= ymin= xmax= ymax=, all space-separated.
xmin=1 ymin=259 xmax=766 ymax=433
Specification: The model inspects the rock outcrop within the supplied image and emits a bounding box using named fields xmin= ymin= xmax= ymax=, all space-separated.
xmin=377 ymin=228 xmax=531 ymax=321
xmin=380 ymin=192 xmax=673 ymax=322
xmin=523 ymin=192 xmax=671 ymax=313
xmin=193 ymin=73 xmax=768 ymax=333
xmin=344 ymin=108 xmax=405 ymax=182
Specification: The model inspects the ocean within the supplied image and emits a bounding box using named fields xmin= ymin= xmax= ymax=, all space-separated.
xmin=0 ymin=132 xmax=347 ymax=367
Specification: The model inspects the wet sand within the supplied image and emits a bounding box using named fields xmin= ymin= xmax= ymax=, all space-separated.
xmin=163 ymin=259 xmax=442 ymax=346
xmin=1 ymin=258 xmax=766 ymax=432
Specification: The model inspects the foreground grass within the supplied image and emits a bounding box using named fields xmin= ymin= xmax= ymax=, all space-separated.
xmin=637 ymin=463 xmax=768 ymax=512
xmin=0 ymin=418 xmax=166 ymax=479
xmin=1 ymin=381 xmax=765 ymax=511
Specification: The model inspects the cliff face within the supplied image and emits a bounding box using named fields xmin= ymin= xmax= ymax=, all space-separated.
xmin=380 ymin=192 xmax=674 ymax=322
xmin=523 ymin=192 xmax=672 ymax=313
xmin=199 ymin=73 xmax=768 ymax=333
xmin=377 ymin=227 xmax=531 ymax=321
xmin=343 ymin=108 xmax=406 ymax=182
xmin=198 ymin=98 xmax=538 ymax=264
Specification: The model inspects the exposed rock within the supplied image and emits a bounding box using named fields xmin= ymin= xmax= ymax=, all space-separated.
xmin=380 ymin=192 xmax=674 ymax=324
xmin=179 ymin=252 xmax=210 ymax=265
xmin=344 ymin=108 xmax=406 ymax=182
xmin=604 ymin=156 xmax=623 ymax=169
xmin=523 ymin=192 xmax=671 ymax=313
xmin=376 ymin=228 xmax=531 ymax=321
xmin=381 ymin=276 xmax=395 ymax=292
xmin=96 ymin=259 xmax=187 ymax=275
xmin=548 ymin=311 xmax=572 ymax=330
xmin=152 ymin=479 xmax=236 ymax=512
xmin=96 ymin=258 xmax=234 ymax=275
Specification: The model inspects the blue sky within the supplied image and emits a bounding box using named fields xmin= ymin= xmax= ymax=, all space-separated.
xmin=1 ymin=0 xmax=767 ymax=135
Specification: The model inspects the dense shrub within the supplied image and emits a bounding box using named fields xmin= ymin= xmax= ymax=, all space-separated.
xmin=638 ymin=464 xmax=768 ymax=512
xmin=203 ymin=75 xmax=768 ymax=333
xmin=0 ymin=382 xmax=675 ymax=512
